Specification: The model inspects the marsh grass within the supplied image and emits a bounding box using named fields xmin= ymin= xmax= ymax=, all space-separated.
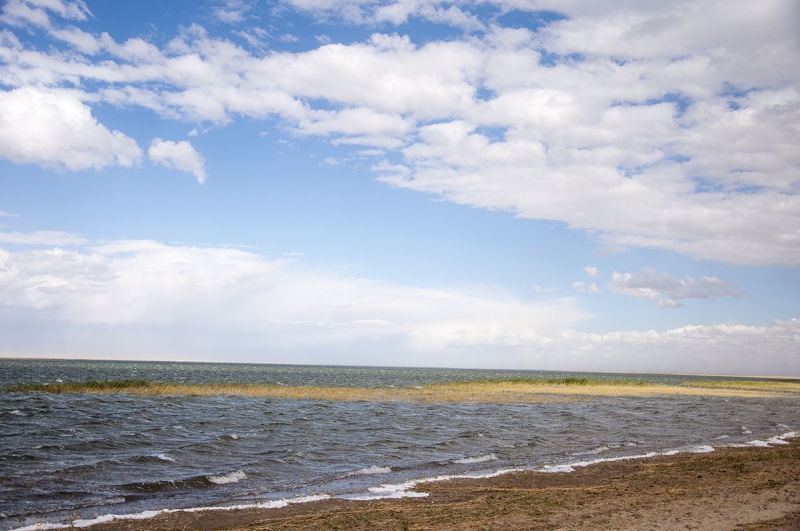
xmin=681 ymin=380 xmax=800 ymax=393
xmin=6 ymin=377 xmax=799 ymax=402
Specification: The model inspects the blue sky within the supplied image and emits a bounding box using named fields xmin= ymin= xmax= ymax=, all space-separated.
xmin=0 ymin=0 xmax=798 ymax=374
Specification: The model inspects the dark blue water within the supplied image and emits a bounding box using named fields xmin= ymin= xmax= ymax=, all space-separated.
xmin=1 ymin=359 xmax=797 ymax=531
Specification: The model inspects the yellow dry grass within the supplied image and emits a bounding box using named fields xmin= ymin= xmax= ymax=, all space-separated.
xmin=7 ymin=378 xmax=800 ymax=402
xmin=682 ymin=379 xmax=800 ymax=393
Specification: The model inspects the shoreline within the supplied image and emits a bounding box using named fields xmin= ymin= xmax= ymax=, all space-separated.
xmin=14 ymin=435 xmax=800 ymax=531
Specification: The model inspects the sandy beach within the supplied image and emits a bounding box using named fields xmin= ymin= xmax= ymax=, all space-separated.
xmin=83 ymin=437 xmax=800 ymax=531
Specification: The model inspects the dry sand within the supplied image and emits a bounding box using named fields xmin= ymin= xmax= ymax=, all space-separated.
xmin=88 ymin=438 xmax=800 ymax=531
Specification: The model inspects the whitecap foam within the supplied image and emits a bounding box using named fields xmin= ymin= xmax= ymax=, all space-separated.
xmin=9 ymin=524 xmax=70 ymax=531
xmin=348 ymin=468 xmax=523 ymax=502
xmin=348 ymin=465 xmax=392 ymax=476
xmin=208 ymin=470 xmax=246 ymax=485
xmin=687 ymin=445 xmax=715 ymax=454
xmin=452 ymin=453 xmax=497 ymax=464
xmin=11 ymin=495 xmax=333 ymax=531
xmin=368 ymin=481 xmax=418 ymax=494
xmin=765 ymin=437 xmax=790 ymax=445
xmin=348 ymin=491 xmax=429 ymax=501
xmin=539 ymin=464 xmax=575 ymax=473
xmin=535 ymin=446 xmax=713 ymax=474
xmin=154 ymin=454 xmax=175 ymax=462
xmin=10 ymin=410 xmax=24 ymax=416
xmin=729 ymin=431 xmax=797 ymax=448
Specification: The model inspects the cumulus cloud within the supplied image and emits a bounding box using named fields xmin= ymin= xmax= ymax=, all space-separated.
xmin=584 ymin=266 xmax=603 ymax=281
xmin=608 ymin=267 xmax=745 ymax=304
xmin=213 ymin=1 xmax=251 ymax=24
xmin=0 ymin=0 xmax=91 ymax=27
xmin=0 ymin=88 xmax=142 ymax=171
xmin=0 ymin=0 xmax=799 ymax=264
xmin=148 ymin=139 xmax=207 ymax=183
xmin=573 ymin=266 xmax=602 ymax=293
xmin=0 ymin=238 xmax=796 ymax=374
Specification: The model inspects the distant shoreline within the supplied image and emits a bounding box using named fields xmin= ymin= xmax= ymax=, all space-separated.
xmin=1 ymin=357 xmax=798 ymax=380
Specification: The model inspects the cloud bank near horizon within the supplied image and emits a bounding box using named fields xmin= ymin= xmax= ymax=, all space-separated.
xmin=0 ymin=0 xmax=798 ymax=265
xmin=0 ymin=236 xmax=797 ymax=375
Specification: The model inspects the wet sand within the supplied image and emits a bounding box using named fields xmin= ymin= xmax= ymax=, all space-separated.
xmin=90 ymin=438 xmax=800 ymax=531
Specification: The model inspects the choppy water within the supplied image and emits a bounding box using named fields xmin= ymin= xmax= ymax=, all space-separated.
xmin=1 ymin=359 xmax=797 ymax=531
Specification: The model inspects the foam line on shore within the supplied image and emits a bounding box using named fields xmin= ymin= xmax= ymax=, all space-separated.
xmin=9 ymin=495 xmax=332 ymax=531
xmin=356 ymin=431 xmax=797 ymax=499
xmin=9 ymin=431 xmax=797 ymax=531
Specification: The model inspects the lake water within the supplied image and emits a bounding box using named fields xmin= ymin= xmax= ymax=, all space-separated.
xmin=1 ymin=359 xmax=797 ymax=531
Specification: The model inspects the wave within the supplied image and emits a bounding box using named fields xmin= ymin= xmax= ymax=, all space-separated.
xmin=571 ymin=445 xmax=609 ymax=456
xmin=347 ymin=465 xmax=392 ymax=476
xmin=207 ymin=470 xmax=246 ymax=485
xmin=451 ymin=453 xmax=497 ymax=464
xmin=726 ymin=430 xmax=797 ymax=448
xmin=9 ymin=495 xmax=332 ymax=531
xmin=352 ymin=434 xmax=797 ymax=501
xmin=122 ymin=470 xmax=246 ymax=492
xmin=10 ymin=431 xmax=797 ymax=531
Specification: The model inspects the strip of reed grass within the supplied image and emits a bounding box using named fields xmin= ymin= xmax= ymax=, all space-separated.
xmin=446 ymin=377 xmax=650 ymax=386
xmin=681 ymin=380 xmax=800 ymax=392
xmin=6 ymin=378 xmax=799 ymax=402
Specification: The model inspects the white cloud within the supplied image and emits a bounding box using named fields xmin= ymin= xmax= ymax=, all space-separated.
xmin=0 ymin=0 xmax=91 ymax=27
xmin=0 ymin=0 xmax=798 ymax=264
xmin=0 ymin=238 xmax=796 ymax=374
xmin=608 ymin=267 xmax=745 ymax=302
xmin=0 ymin=239 xmax=586 ymax=363
xmin=0 ymin=88 xmax=142 ymax=171
xmin=584 ymin=266 xmax=603 ymax=280
xmin=213 ymin=1 xmax=250 ymax=24
xmin=148 ymin=138 xmax=207 ymax=183
xmin=0 ymin=211 xmax=20 ymax=217
xmin=574 ymin=267 xmax=602 ymax=293
xmin=0 ymin=230 xmax=87 ymax=246
xmin=553 ymin=319 xmax=800 ymax=376
xmin=658 ymin=299 xmax=684 ymax=309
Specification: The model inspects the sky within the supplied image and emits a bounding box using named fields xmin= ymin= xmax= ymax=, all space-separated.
xmin=0 ymin=0 xmax=798 ymax=375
